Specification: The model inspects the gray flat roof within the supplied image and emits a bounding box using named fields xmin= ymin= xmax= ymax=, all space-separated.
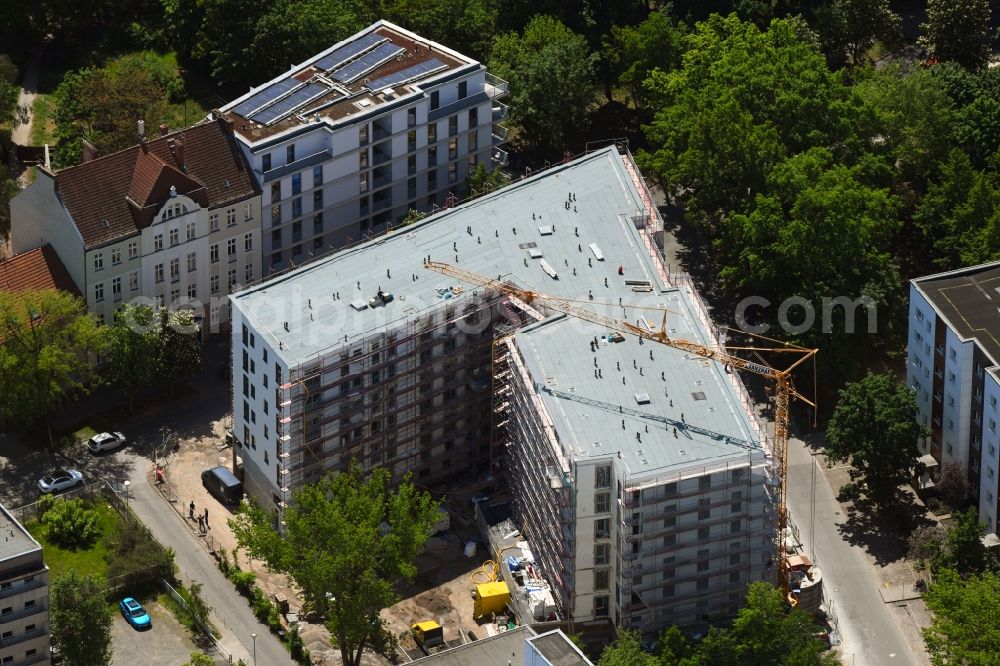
xmin=527 ymin=630 xmax=593 ymax=666
xmin=914 ymin=262 xmax=1000 ymax=367
xmin=0 ymin=502 xmax=42 ymax=563
xmin=411 ymin=625 xmax=529 ymax=665
xmin=514 ymin=315 xmax=761 ymax=477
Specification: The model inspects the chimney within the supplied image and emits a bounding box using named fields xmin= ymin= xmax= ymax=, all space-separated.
xmin=81 ymin=139 xmax=97 ymax=163
xmin=159 ymin=123 xmax=169 ymax=137
xmin=137 ymin=119 xmax=145 ymax=140
xmin=176 ymin=141 xmax=185 ymax=170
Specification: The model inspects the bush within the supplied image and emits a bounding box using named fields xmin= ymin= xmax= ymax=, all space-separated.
xmin=288 ymin=624 xmax=308 ymax=663
xmin=42 ymin=498 xmax=101 ymax=548
xmin=182 ymin=653 xmax=214 ymax=666
xmin=838 ymin=482 xmax=857 ymax=500
xmin=103 ymin=516 xmax=175 ymax=587
xmin=36 ymin=493 xmax=56 ymax=518
xmin=230 ymin=571 xmax=257 ymax=599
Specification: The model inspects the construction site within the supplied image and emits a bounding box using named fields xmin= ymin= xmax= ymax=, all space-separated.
xmin=229 ymin=145 xmax=822 ymax=636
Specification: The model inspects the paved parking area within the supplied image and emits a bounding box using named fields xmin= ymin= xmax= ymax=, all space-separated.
xmin=110 ymin=597 xmax=213 ymax=666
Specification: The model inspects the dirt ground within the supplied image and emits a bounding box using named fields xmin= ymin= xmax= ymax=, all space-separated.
xmin=159 ymin=420 xmax=496 ymax=665
xmin=111 ymin=599 xmax=220 ymax=666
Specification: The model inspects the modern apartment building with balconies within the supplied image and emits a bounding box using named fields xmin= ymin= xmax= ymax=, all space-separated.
xmin=218 ymin=20 xmax=508 ymax=274
xmin=0 ymin=503 xmax=49 ymax=666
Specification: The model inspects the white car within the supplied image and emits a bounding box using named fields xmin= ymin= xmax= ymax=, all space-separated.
xmin=38 ymin=469 xmax=84 ymax=493
xmin=88 ymin=431 xmax=127 ymax=453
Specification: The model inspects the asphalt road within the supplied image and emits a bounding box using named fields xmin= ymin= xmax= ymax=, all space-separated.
xmin=786 ymin=436 xmax=921 ymax=666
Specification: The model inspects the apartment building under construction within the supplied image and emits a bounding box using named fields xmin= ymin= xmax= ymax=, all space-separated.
xmin=230 ymin=146 xmax=777 ymax=631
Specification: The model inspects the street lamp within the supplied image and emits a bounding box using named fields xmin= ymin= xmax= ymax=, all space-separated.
xmin=122 ymin=480 xmax=131 ymax=509
xmin=251 ymin=632 xmax=256 ymax=666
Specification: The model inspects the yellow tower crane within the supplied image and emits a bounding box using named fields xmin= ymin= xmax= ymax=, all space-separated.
xmin=422 ymin=260 xmax=818 ymax=602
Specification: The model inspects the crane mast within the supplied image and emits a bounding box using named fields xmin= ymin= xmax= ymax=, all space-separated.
xmin=423 ymin=260 xmax=817 ymax=601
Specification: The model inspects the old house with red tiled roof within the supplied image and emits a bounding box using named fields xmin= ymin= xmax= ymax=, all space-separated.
xmin=0 ymin=244 xmax=81 ymax=296
xmin=10 ymin=117 xmax=261 ymax=332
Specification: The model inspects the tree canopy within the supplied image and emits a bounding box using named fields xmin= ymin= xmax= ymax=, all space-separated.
xmin=230 ymin=464 xmax=440 ymax=666
xmin=49 ymin=570 xmax=114 ymax=666
xmin=825 ymin=373 xmax=925 ymax=506
xmin=923 ymin=568 xmax=1000 ymax=666
xmin=920 ymin=0 xmax=993 ymax=71
xmin=0 ymin=289 xmax=102 ymax=427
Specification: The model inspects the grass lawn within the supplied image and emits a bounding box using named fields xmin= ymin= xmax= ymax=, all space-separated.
xmin=29 ymin=93 xmax=56 ymax=146
xmin=24 ymin=501 xmax=118 ymax=581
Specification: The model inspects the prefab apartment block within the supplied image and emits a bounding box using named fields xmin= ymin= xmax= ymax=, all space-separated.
xmin=230 ymin=147 xmax=776 ymax=631
xmin=219 ymin=20 xmax=509 ymax=274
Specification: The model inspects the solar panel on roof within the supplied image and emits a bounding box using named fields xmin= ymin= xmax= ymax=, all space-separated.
xmin=250 ymin=82 xmax=330 ymax=125
xmin=232 ymin=78 xmax=298 ymax=117
xmin=314 ymin=33 xmax=386 ymax=72
xmin=366 ymin=58 xmax=447 ymax=92
xmin=330 ymin=43 xmax=404 ymax=83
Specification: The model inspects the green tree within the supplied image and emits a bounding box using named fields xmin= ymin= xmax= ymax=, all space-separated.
xmin=923 ymin=568 xmax=1000 ymax=665
xmin=41 ymin=498 xmax=101 ymax=549
xmin=934 ymin=508 xmax=992 ymax=576
xmin=191 ymin=0 xmax=271 ymax=90
xmin=50 ymin=570 xmax=114 ymax=666
xmin=920 ymin=0 xmax=993 ymax=71
xmin=603 ymin=9 xmax=687 ymax=107
xmin=465 ymin=162 xmax=508 ymax=198
xmin=0 ymin=290 xmax=102 ymax=427
xmin=52 ymin=52 xmax=181 ymax=166
xmin=597 ymin=630 xmax=656 ymax=666
xmin=182 ymin=654 xmax=215 ymax=666
xmin=825 ymin=373 xmax=926 ymax=507
xmin=382 ymin=0 xmax=498 ymax=62
xmin=695 ymin=582 xmax=838 ymax=664
xmin=103 ymin=516 xmax=176 ymax=589
xmin=814 ymin=0 xmax=901 ymax=66
xmin=855 ymin=65 xmax=955 ymax=186
xmin=159 ymin=308 xmax=202 ymax=393
xmin=230 ymin=464 xmax=440 ymax=666
xmin=489 ymin=15 xmax=597 ymax=155
xmin=656 ymin=625 xmax=695 ymax=663
xmin=639 ymin=13 xmax=865 ymax=226
xmin=101 ymin=304 xmax=164 ymax=411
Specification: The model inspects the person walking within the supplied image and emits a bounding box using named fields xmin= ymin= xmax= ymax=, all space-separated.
xmin=203 ymin=507 xmax=209 ymax=529
xmin=189 ymin=500 xmax=195 ymax=520
xmin=197 ymin=515 xmax=204 ymax=533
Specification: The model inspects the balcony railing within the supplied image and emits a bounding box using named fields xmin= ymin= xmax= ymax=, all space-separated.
xmin=485 ymin=72 xmax=509 ymax=98
xmin=492 ymin=100 xmax=509 ymax=122
xmin=373 ymin=148 xmax=392 ymax=166
xmin=492 ymin=125 xmax=509 ymax=144
xmin=373 ymin=125 xmax=392 ymax=141
xmin=492 ymin=147 xmax=508 ymax=166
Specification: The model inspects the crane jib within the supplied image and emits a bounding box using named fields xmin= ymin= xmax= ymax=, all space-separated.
xmin=743 ymin=361 xmax=774 ymax=377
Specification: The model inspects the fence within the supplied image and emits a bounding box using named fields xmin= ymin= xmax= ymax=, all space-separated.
xmin=161 ymin=578 xmax=238 ymax=664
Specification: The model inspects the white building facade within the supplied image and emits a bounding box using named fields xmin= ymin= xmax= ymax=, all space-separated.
xmin=0 ymin=503 xmax=49 ymax=666
xmin=219 ymin=20 xmax=508 ymax=274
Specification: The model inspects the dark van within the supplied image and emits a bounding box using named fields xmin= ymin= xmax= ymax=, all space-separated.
xmin=201 ymin=466 xmax=243 ymax=506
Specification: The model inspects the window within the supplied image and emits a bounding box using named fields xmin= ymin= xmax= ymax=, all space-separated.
xmin=155 ymin=263 xmax=164 ymax=283
xmin=262 ymin=153 xmax=272 ymax=172
xmin=93 ymin=252 xmax=103 ymax=271
xmin=169 ymin=228 xmax=179 ymax=246
xmin=292 ymin=197 xmax=302 ymax=218
xmin=428 ymin=122 xmax=437 ymax=143
xmin=359 ymin=124 xmax=369 ymax=145
xmin=187 ymin=284 xmax=197 ymax=299
xmin=128 ymin=241 xmax=138 ymax=259
xmin=187 ymin=252 xmax=196 ymax=272
xmin=244 ymin=233 xmax=254 ymax=252
xmin=360 ymin=172 xmax=369 ymax=193
xmin=291 ymin=173 xmax=301 ymax=195
xmin=448 ymin=161 xmax=457 ymax=183
xmin=595 ymin=465 xmax=611 ymax=489
xmin=94 ymin=282 xmax=104 ymax=302
xmin=449 ymin=115 xmax=458 ymax=137
xmin=228 ymin=268 xmax=237 ymax=287
xmin=408 ymin=154 xmax=417 ymax=176
xmin=170 ymin=257 xmax=180 ymax=281
xmin=209 ymin=243 xmax=219 ymax=264
xmin=408 ymin=129 xmax=417 ymax=153
xmin=227 ymin=238 xmax=237 ymax=260
xmin=129 ymin=270 xmax=139 ymax=291
xmin=170 ymin=287 xmax=180 ymax=302
xmin=700 ymin=474 xmax=712 ymax=490
xmin=245 ymin=203 xmax=252 ymax=220
xmin=313 ymin=213 xmax=324 ymax=234
xmin=698 ymin=526 xmax=709 ymax=540
xmin=730 ymin=552 xmax=741 ymax=565
xmin=211 ymin=274 xmax=220 ymax=294
xmin=428 ymin=144 xmax=437 ymax=167
xmin=25 ymin=624 xmax=35 ymax=632
xmin=112 ymin=276 xmax=121 ymax=300
xmin=286 ymin=144 xmax=295 ymax=163
xmin=407 ymin=106 xmax=417 ymax=128
xmin=698 ymin=497 xmax=711 ymax=520
xmin=949 ymin=348 xmax=957 ymax=361
xmin=594 ymin=492 xmax=610 ymax=514
xmin=186 ymin=222 xmax=196 ymax=241
xmin=458 ymin=80 xmax=468 ymax=99
xmin=593 ymin=596 xmax=609 ymax=618
xmin=594 ymin=518 xmax=610 ymax=539
xmin=111 ymin=247 xmax=121 ymax=265
xmin=430 ymin=90 xmax=440 ymax=110
xmin=313 ymin=164 xmax=323 ymax=187
xmin=313 ymin=188 xmax=323 ymax=208
xmin=245 ymin=263 xmax=253 ymax=282
xmin=594 ymin=543 xmax=609 ymax=565
xmin=271 ymin=205 xmax=281 ymax=226
xmin=292 ymin=220 xmax=302 ymax=242
xmin=448 ymin=136 xmax=458 ymax=160
xmin=154 ymin=233 xmax=163 ymax=251
xmin=730 ymin=519 xmax=742 ymax=533
xmin=227 ymin=208 xmax=236 ymax=227
xmin=698 ymin=577 xmax=709 ymax=591
xmin=469 ymin=130 xmax=478 ymax=152
xmin=594 ymin=568 xmax=610 ymax=591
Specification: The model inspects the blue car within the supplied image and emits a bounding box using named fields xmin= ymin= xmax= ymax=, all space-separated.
xmin=119 ymin=597 xmax=151 ymax=630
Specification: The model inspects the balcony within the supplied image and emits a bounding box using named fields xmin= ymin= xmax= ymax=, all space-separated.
xmin=373 ymin=146 xmax=392 ymax=166
xmin=492 ymin=147 xmax=508 ymax=167
xmin=373 ymin=124 xmax=392 ymax=142
xmin=372 ymin=169 xmax=392 ymax=189
xmin=492 ymin=100 xmax=509 ymax=122
xmin=485 ymin=72 xmax=509 ymax=98
xmin=492 ymin=125 xmax=509 ymax=145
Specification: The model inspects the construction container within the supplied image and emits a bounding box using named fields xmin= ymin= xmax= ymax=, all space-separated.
xmin=412 ymin=621 xmax=444 ymax=648
xmin=473 ymin=581 xmax=511 ymax=618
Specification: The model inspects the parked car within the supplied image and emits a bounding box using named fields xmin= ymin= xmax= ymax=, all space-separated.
xmin=87 ymin=431 xmax=127 ymax=454
xmin=201 ymin=466 xmax=244 ymax=506
xmin=119 ymin=597 xmax=151 ymax=630
xmin=37 ymin=469 xmax=84 ymax=493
